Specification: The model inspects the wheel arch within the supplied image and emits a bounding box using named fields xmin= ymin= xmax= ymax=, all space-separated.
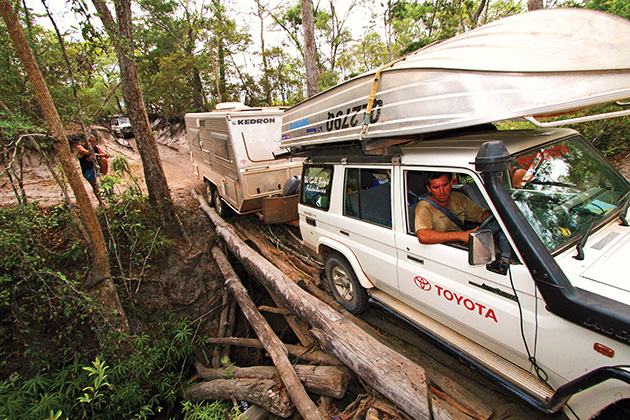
xmin=317 ymin=237 xmax=375 ymax=290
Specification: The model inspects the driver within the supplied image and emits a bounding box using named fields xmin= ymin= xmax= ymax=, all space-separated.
xmin=415 ymin=172 xmax=491 ymax=245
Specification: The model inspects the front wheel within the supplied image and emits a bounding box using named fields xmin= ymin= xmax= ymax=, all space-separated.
xmin=325 ymin=253 xmax=369 ymax=314
xmin=213 ymin=188 xmax=233 ymax=218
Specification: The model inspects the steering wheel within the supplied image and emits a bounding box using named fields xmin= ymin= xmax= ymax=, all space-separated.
xmin=478 ymin=214 xmax=496 ymax=230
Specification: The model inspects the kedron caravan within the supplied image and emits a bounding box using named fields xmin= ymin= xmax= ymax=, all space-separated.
xmin=285 ymin=8 xmax=630 ymax=420
xmin=186 ymin=103 xmax=302 ymax=218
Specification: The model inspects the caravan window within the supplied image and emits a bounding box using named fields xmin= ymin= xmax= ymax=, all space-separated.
xmin=189 ymin=129 xmax=201 ymax=150
xmin=344 ymin=168 xmax=391 ymax=228
xmin=213 ymin=132 xmax=230 ymax=160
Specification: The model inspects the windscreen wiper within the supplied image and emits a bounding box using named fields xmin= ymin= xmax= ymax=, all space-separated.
xmin=574 ymin=215 xmax=597 ymax=261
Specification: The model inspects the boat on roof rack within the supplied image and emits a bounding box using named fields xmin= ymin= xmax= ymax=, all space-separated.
xmin=280 ymin=8 xmax=630 ymax=152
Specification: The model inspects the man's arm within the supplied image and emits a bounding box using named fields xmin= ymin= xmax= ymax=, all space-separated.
xmin=95 ymin=145 xmax=109 ymax=158
xmin=416 ymin=228 xmax=475 ymax=244
xmin=477 ymin=209 xmax=492 ymax=224
xmin=76 ymin=144 xmax=90 ymax=158
xmin=416 ymin=209 xmax=490 ymax=244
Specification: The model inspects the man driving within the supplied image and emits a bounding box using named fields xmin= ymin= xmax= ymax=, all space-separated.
xmin=415 ymin=172 xmax=491 ymax=244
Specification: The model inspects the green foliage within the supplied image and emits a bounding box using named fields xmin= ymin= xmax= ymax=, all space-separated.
xmin=0 ymin=318 xmax=222 ymax=419
xmin=100 ymin=188 xmax=175 ymax=282
xmin=0 ymin=112 xmax=41 ymax=140
xmin=78 ymin=357 xmax=112 ymax=412
xmin=0 ymin=204 xmax=85 ymax=278
xmin=384 ymin=0 xmax=524 ymax=57
xmin=497 ymin=103 xmax=630 ymax=158
xmin=182 ymin=400 xmax=240 ymax=419
xmin=582 ymin=0 xmax=630 ymax=20
xmin=0 ymin=204 xmax=94 ymax=371
xmin=556 ymin=104 xmax=630 ymax=158
xmin=221 ymin=355 xmax=235 ymax=378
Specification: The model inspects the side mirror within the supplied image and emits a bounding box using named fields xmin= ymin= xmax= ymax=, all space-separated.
xmin=469 ymin=229 xmax=496 ymax=265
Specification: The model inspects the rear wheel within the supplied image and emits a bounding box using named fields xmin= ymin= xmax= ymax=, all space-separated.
xmin=325 ymin=253 xmax=369 ymax=313
xmin=213 ymin=188 xmax=233 ymax=218
xmin=205 ymin=180 xmax=214 ymax=204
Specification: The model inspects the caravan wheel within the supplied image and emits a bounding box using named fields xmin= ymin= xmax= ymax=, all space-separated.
xmin=213 ymin=188 xmax=233 ymax=218
xmin=205 ymin=180 xmax=214 ymax=204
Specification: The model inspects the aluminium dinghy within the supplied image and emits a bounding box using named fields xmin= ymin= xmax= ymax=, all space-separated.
xmin=280 ymin=8 xmax=630 ymax=151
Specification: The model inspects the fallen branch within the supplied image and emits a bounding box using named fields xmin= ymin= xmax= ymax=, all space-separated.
xmin=211 ymin=246 xmax=326 ymax=420
xmin=186 ymin=378 xmax=293 ymax=417
xmin=193 ymin=189 xmax=431 ymax=420
xmin=241 ymin=404 xmax=271 ymax=420
xmin=205 ymin=336 xmax=342 ymax=365
xmin=195 ymin=362 xmax=351 ymax=398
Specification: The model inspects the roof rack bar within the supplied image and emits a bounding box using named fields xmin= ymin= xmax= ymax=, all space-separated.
xmin=524 ymin=109 xmax=630 ymax=128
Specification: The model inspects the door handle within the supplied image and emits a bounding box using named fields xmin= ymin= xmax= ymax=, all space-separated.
xmin=340 ymin=230 xmax=350 ymax=236
xmin=407 ymin=255 xmax=424 ymax=265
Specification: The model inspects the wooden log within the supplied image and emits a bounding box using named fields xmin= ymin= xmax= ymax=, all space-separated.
xmin=235 ymin=220 xmax=319 ymax=348
xmin=234 ymin=220 xmax=307 ymax=281
xmin=241 ymin=404 xmax=272 ymax=420
xmin=186 ymin=378 xmax=293 ymax=418
xmin=205 ymin=337 xmax=343 ymax=365
xmin=195 ymin=362 xmax=351 ymax=399
xmin=361 ymin=312 xmax=494 ymax=420
xmin=266 ymin=288 xmax=318 ymax=348
xmin=211 ymin=246 xmax=326 ymax=420
xmin=212 ymin=288 xmax=231 ymax=368
xmin=258 ymin=305 xmax=292 ymax=315
xmin=193 ymin=190 xmax=431 ymax=420
xmin=430 ymin=390 xmax=475 ymax=420
xmin=221 ymin=293 xmax=238 ymax=366
xmin=431 ymin=387 xmax=477 ymax=420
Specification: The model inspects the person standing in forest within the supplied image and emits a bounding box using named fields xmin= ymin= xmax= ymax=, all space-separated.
xmin=77 ymin=136 xmax=109 ymax=204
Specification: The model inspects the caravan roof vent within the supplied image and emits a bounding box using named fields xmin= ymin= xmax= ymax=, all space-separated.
xmin=216 ymin=102 xmax=250 ymax=111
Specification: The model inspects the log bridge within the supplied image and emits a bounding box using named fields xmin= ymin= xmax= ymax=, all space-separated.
xmin=190 ymin=188 xmax=496 ymax=420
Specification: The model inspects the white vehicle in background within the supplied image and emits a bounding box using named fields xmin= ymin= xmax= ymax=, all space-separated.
xmin=110 ymin=114 xmax=133 ymax=139
xmin=185 ymin=103 xmax=302 ymax=221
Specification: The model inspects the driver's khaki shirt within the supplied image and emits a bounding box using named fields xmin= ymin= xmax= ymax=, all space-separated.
xmin=414 ymin=192 xmax=485 ymax=233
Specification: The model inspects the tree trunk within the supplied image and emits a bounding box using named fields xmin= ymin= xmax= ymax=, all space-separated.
xmin=0 ymin=0 xmax=128 ymax=332
xmin=193 ymin=190 xmax=430 ymax=420
xmin=192 ymin=67 xmax=203 ymax=111
xmin=301 ymin=0 xmax=319 ymax=97
xmin=527 ymin=0 xmax=544 ymax=11
xmin=186 ymin=378 xmax=294 ymax=417
xmin=90 ymin=0 xmax=186 ymax=241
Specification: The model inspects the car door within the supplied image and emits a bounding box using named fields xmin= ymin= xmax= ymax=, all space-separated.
xmin=339 ymin=166 xmax=398 ymax=296
xmin=394 ymin=167 xmax=539 ymax=366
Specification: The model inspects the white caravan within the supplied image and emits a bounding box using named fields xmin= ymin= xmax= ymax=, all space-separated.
xmin=186 ymin=103 xmax=302 ymax=218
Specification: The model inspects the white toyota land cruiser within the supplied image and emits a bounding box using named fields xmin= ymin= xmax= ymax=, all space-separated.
xmin=297 ymin=127 xmax=630 ymax=419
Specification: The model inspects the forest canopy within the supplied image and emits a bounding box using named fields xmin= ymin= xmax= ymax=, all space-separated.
xmin=1 ymin=0 xmax=627 ymax=127
xmin=0 ymin=0 xmax=529 ymax=127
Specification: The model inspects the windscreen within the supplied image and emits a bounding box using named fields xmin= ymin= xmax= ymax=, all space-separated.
xmin=508 ymin=135 xmax=630 ymax=252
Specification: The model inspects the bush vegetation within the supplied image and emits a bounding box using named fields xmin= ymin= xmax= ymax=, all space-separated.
xmin=0 ymin=181 xmax=237 ymax=419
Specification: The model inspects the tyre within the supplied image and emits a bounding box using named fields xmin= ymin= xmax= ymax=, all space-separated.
xmin=204 ymin=180 xmax=214 ymax=204
xmin=283 ymin=175 xmax=300 ymax=196
xmin=213 ymin=188 xmax=233 ymax=218
xmin=325 ymin=253 xmax=370 ymax=313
